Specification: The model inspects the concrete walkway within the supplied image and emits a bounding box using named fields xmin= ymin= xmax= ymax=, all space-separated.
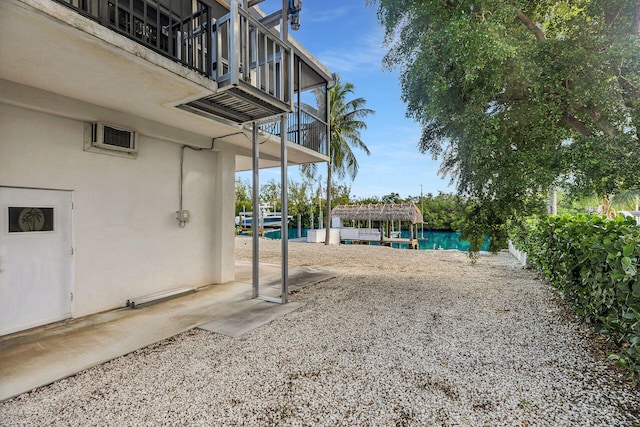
xmin=0 ymin=262 xmax=338 ymax=401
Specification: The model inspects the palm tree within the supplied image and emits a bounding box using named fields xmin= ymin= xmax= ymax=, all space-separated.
xmin=21 ymin=208 xmax=44 ymax=231
xmin=303 ymin=76 xmax=374 ymax=244
xmin=611 ymin=188 xmax=640 ymax=211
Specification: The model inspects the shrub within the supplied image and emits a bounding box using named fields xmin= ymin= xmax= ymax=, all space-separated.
xmin=511 ymin=214 xmax=640 ymax=382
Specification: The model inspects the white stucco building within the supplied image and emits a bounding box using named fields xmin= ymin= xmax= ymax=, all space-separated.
xmin=0 ymin=0 xmax=332 ymax=335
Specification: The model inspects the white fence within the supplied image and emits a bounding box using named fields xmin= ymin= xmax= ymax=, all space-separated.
xmin=508 ymin=240 xmax=528 ymax=267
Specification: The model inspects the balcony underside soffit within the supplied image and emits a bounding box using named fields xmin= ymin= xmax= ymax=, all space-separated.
xmin=178 ymin=82 xmax=290 ymax=124
xmin=179 ymin=56 xmax=326 ymax=125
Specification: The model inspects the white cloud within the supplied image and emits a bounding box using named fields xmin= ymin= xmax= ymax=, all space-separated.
xmin=317 ymin=30 xmax=386 ymax=74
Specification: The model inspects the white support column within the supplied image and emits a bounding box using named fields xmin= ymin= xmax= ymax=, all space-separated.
xmin=212 ymin=148 xmax=236 ymax=283
xmin=252 ymin=124 xmax=259 ymax=298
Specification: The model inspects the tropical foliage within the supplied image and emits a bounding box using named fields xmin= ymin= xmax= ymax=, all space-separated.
xmin=234 ymin=178 xmax=252 ymax=215
xmin=317 ymin=76 xmax=374 ymax=182
xmin=369 ymin=0 xmax=640 ymax=247
xmin=557 ymin=189 xmax=640 ymax=216
xmin=510 ymin=214 xmax=640 ymax=381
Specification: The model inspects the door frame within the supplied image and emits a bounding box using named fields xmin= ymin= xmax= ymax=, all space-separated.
xmin=0 ymin=186 xmax=75 ymax=335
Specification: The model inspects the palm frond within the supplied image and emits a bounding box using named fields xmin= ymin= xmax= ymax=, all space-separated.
xmin=611 ymin=188 xmax=640 ymax=210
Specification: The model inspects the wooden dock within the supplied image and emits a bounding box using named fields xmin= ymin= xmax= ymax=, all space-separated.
xmin=381 ymin=238 xmax=419 ymax=250
xmin=341 ymin=237 xmax=419 ymax=250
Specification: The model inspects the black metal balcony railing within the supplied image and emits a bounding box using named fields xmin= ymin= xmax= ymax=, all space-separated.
xmin=262 ymin=106 xmax=328 ymax=156
xmin=57 ymin=0 xmax=289 ymax=110
xmin=289 ymin=107 xmax=328 ymax=155
xmin=60 ymin=0 xmax=212 ymax=76
xmin=54 ymin=0 xmax=328 ymax=154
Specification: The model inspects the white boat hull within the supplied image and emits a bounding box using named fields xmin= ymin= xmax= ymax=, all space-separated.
xmin=236 ymin=213 xmax=292 ymax=229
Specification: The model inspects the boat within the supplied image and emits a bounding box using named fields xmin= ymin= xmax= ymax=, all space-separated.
xmin=235 ymin=204 xmax=292 ymax=229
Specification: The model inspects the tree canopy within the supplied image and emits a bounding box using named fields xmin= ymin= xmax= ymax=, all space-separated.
xmin=370 ymin=0 xmax=640 ymax=246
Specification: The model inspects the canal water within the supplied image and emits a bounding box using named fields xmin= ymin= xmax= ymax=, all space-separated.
xmin=261 ymin=229 xmax=490 ymax=252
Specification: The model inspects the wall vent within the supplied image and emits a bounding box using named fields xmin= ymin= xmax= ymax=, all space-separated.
xmin=84 ymin=122 xmax=138 ymax=158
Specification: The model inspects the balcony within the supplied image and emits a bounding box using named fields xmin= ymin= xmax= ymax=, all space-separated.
xmin=53 ymin=0 xmax=329 ymax=155
xmin=178 ymin=0 xmax=294 ymax=123
xmin=56 ymin=0 xmax=215 ymax=75
xmin=262 ymin=103 xmax=328 ymax=156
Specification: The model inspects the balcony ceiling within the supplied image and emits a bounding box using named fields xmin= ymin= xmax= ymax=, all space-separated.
xmin=0 ymin=0 xmax=326 ymax=167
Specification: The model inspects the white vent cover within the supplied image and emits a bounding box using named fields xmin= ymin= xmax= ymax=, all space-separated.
xmin=84 ymin=122 xmax=138 ymax=158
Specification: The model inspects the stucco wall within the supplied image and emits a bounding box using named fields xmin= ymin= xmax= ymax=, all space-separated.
xmin=0 ymin=103 xmax=234 ymax=317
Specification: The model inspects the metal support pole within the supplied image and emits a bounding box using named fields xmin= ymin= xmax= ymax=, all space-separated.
xmin=252 ymin=123 xmax=259 ymax=298
xmin=230 ymin=0 xmax=240 ymax=86
xmin=280 ymin=114 xmax=289 ymax=303
xmin=297 ymin=60 xmax=302 ymax=145
xmin=281 ymin=0 xmax=289 ymax=39
xmin=420 ymin=184 xmax=424 ymax=238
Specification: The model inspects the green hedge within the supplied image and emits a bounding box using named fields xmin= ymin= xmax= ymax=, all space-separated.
xmin=511 ymin=214 xmax=640 ymax=380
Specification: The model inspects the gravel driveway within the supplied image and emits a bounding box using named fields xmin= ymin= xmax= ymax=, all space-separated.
xmin=1 ymin=238 xmax=639 ymax=426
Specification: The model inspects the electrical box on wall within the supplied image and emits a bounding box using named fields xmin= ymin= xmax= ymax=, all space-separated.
xmin=176 ymin=210 xmax=190 ymax=226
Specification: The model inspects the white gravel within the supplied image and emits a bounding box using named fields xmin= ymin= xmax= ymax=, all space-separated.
xmin=2 ymin=238 xmax=639 ymax=426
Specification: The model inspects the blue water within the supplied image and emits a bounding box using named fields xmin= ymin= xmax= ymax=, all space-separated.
xmin=261 ymin=228 xmax=489 ymax=251
xmin=261 ymin=228 xmax=308 ymax=240
xmin=415 ymin=230 xmax=490 ymax=251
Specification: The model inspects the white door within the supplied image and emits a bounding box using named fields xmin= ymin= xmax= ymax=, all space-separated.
xmin=0 ymin=187 xmax=73 ymax=336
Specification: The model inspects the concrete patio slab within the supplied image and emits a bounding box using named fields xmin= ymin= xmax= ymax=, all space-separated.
xmin=198 ymin=300 xmax=305 ymax=338
xmin=0 ymin=262 xmax=339 ymax=401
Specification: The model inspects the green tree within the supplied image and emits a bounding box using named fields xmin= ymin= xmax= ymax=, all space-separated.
xmin=565 ymin=135 xmax=640 ymax=216
xmin=420 ymin=192 xmax=466 ymax=231
xmin=330 ymin=183 xmax=353 ymax=207
xmin=370 ymin=0 xmax=640 ymax=249
xmin=288 ymin=178 xmax=313 ymax=227
xmin=235 ymin=177 xmax=252 ymax=215
xmin=260 ymin=179 xmax=281 ymax=211
xmin=380 ymin=192 xmax=404 ymax=204
xmin=356 ymin=195 xmax=382 ymax=205
xmin=323 ymin=76 xmax=375 ymax=181
xmin=303 ymin=75 xmax=374 ymax=243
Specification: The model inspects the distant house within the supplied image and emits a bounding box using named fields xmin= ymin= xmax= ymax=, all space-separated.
xmin=0 ymin=0 xmax=332 ymax=335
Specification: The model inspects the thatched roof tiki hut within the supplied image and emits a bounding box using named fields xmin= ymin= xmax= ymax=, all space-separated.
xmin=330 ymin=203 xmax=424 ymax=249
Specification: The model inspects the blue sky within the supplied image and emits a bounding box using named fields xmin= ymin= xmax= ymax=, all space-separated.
xmin=245 ymin=0 xmax=453 ymax=199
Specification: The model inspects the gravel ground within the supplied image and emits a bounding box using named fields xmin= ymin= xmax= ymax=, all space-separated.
xmin=1 ymin=237 xmax=639 ymax=426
